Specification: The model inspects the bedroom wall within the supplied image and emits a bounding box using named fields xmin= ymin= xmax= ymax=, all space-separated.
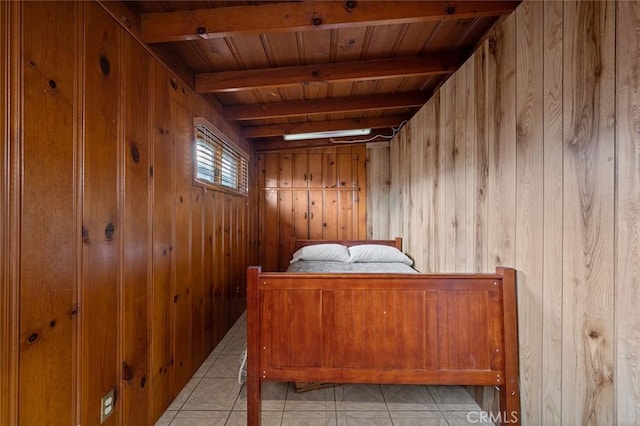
xmin=257 ymin=146 xmax=367 ymax=270
xmin=0 ymin=2 xmax=256 ymax=425
xmin=369 ymin=1 xmax=639 ymax=424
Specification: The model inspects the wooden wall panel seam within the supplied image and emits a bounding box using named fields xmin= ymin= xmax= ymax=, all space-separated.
xmin=1 ymin=2 xmax=21 ymax=424
xmin=73 ymin=3 xmax=85 ymax=424
xmin=117 ymin=19 xmax=126 ymax=426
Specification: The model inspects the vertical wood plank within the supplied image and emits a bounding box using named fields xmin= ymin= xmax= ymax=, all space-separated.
xmin=263 ymin=153 xmax=278 ymax=188
xmin=616 ymin=2 xmax=640 ymax=424
xmin=171 ymin=79 xmax=193 ymax=395
xmin=203 ymin=192 xmax=214 ymax=351
xmin=337 ymin=148 xmax=353 ymax=188
xmin=278 ymin=190 xmax=293 ymax=272
xmin=430 ymin=92 xmax=441 ymax=272
xmin=264 ymin=190 xmax=279 ymax=271
xmin=190 ymin=187 xmax=205 ymax=369
xmin=257 ymin=153 xmax=265 ymax=188
xmin=365 ymin=144 xmax=390 ymax=239
xmin=486 ymin=13 xmax=517 ymax=269
xmin=388 ymin=138 xmax=401 ymax=238
xmin=0 ymin=2 xmax=11 ymax=420
xmin=323 ymin=148 xmax=337 ymax=188
xmin=440 ymin=77 xmax=456 ymax=271
xmin=418 ymin=100 xmax=436 ymax=272
xmin=354 ymin=145 xmax=367 ymax=239
xmin=562 ymin=2 xmax=615 ymax=424
xmin=308 ymin=152 xmax=323 ymax=188
xmin=542 ymin=1 xmax=564 ymax=423
xmin=515 ymin=2 xmax=545 ymax=423
xmin=309 ymin=190 xmax=324 ymax=239
xmin=279 ymin=153 xmax=293 ymax=188
xmin=212 ymin=192 xmax=227 ymax=340
xmin=82 ymin=3 xmax=121 ymax=424
xmin=464 ymin=58 xmax=476 ymax=273
xmin=473 ymin=44 xmax=488 ymax=274
xmin=223 ymin=194 xmax=232 ymax=329
xmin=453 ymin=63 xmax=467 ymax=271
xmin=293 ymin=152 xmax=308 ymax=188
xmin=410 ymin=118 xmax=425 ymax=269
xmin=398 ymin=126 xmax=409 ymax=250
xmin=338 ymin=190 xmax=354 ymax=240
xmin=151 ymin=63 xmax=175 ymax=419
xmin=293 ymin=190 xmax=309 ymax=240
xmin=19 ymin=3 xmax=77 ymax=424
xmin=121 ymin=34 xmax=151 ymax=426
xmin=323 ymin=190 xmax=339 ymax=240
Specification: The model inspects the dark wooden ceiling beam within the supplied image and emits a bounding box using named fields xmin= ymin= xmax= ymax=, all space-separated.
xmin=224 ymin=91 xmax=431 ymax=121
xmin=141 ymin=1 xmax=521 ymax=43
xmin=243 ymin=115 xmax=408 ymax=139
xmin=196 ymin=54 xmax=462 ymax=93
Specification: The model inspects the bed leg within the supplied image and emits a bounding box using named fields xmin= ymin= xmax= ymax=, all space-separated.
xmin=496 ymin=267 xmax=520 ymax=425
xmin=498 ymin=384 xmax=519 ymax=426
xmin=247 ymin=266 xmax=262 ymax=425
xmin=247 ymin=374 xmax=261 ymax=426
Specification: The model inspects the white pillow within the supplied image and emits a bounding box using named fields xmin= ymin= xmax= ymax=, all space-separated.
xmin=348 ymin=244 xmax=413 ymax=265
xmin=290 ymin=243 xmax=350 ymax=264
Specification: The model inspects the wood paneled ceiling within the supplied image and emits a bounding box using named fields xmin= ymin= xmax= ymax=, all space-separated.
xmin=126 ymin=1 xmax=520 ymax=149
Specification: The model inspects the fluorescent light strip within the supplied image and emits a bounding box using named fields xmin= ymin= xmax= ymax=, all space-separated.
xmin=283 ymin=128 xmax=371 ymax=141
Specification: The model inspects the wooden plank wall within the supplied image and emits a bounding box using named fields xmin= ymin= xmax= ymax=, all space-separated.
xmin=257 ymin=146 xmax=367 ymax=270
xmin=368 ymin=1 xmax=639 ymax=424
xmin=0 ymin=2 xmax=256 ymax=425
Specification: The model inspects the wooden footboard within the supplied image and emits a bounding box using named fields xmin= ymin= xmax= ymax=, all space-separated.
xmin=246 ymin=267 xmax=519 ymax=425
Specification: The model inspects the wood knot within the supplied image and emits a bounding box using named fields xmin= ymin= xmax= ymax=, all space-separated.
xmin=589 ymin=330 xmax=600 ymax=339
xmin=99 ymin=55 xmax=111 ymax=76
xmin=122 ymin=362 xmax=134 ymax=381
xmin=345 ymin=1 xmax=357 ymax=10
xmin=27 ymin=332 xmax=39 ymax=343
xmin=311 ymin=17 xmax=323 ymax=26
xmin=48 ymin=80 xmax=57 ymax=90
xmin=446 ymin=6 xmax=456 ymax=15
xmin=196 ymin=26 xmax=207 ymax=35
xmin=105 ymin=223 xmax=115 ymax=240
xmin=130 ymin=143 xmax=141 ymax=163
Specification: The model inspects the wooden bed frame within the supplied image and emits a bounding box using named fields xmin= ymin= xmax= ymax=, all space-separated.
xmin=246 ymin=239 xmax=520 ymax=425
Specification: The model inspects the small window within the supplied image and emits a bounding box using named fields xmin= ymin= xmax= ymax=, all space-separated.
xmin=194 ymin=118 xmax=248 ymax=195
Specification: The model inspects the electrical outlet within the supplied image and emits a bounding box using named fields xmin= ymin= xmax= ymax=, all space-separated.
xmin=100 ymin=389 xmax=115 ymax=424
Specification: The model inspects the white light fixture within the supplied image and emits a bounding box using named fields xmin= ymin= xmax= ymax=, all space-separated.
xmin=283 ymin=128 xmax=371 ymax=141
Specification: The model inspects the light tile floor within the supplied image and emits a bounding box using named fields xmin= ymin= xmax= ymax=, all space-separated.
xmin=156 ymin=312 xmax=494 ymax=425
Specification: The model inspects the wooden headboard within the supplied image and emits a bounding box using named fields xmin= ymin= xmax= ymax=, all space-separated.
xmin=291 ymin=238 xmax=403 ymax=260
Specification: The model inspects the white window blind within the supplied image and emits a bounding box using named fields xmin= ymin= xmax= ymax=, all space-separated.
xmin=194 ymin=121 xmax=248 ymax=195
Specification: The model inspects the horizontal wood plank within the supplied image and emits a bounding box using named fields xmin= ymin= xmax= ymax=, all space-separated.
xmin=224 ymin=91 xmax=431 ymax=121
xmin=196 ymin=54 xmax=462 ymax=93
xmin=141 ymin=1 xmax=521 ymax=43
